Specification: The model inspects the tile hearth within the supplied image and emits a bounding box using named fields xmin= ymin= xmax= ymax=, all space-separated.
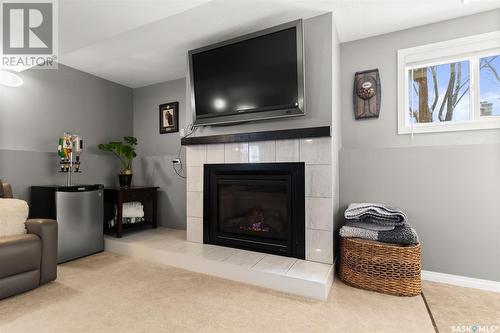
xmin=105 ymin=228 xmax=334 ymax=300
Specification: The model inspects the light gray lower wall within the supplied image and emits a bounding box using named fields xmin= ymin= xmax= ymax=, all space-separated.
xmin=132 ymin=154 xmax=186 ymax=230
xmin=132 ymin=78 xmax=186 ymax=229
xmin=340 ymin=144 xmax=500 ymax=281
xmin=0 ymin=64 xmax=133 ymax=201
xmin=339 ymin=10 xmax=500 ymax=281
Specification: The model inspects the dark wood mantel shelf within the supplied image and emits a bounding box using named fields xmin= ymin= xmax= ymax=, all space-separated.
xmin=181 ymin=126 xmax=330 ymax=146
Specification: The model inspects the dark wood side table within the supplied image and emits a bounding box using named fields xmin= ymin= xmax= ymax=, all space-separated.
xmin=104 ymin=186 xmax=159 ymax=238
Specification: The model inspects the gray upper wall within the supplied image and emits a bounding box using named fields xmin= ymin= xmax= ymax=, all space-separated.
xmin=133 ymin=78 xmax=186 ymax=157
xmin=186 ymin=13 xmax=333 ymax=137
xmin=340 ymin=9 xmax=500 ymax=149
xmin=0 ymin=64 xmax=133 ymax=153
xmin=0 ymin=64 xmax=133 ymax=198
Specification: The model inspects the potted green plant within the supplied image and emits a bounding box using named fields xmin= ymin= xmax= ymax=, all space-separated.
xmin=98 ymin=136 xmax=138 ymax=187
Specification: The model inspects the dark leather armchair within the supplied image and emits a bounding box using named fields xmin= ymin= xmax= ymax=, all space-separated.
xmin=0 ymin=182 xmax=58 ymax=299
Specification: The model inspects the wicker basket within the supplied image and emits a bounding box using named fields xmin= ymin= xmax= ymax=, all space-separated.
xmin=339 ymin=237 xmax=421 ymax=296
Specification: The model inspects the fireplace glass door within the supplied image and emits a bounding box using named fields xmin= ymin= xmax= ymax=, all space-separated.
xmin=204 ymin=163 xmax=305 ymax=259
xmin=217 ymin=179 xmax=289 ymax=242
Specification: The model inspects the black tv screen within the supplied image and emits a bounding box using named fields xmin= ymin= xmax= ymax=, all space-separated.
xmin=189 ymin=20 xmax=304 ymax=126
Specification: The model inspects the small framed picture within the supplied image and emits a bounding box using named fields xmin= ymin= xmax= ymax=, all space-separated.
xmin=159 ymin=102 xmax=179 ymax=134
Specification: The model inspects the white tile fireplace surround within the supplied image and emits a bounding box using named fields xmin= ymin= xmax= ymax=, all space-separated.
xmin=186 ymin=137 xmax=335 ymax=265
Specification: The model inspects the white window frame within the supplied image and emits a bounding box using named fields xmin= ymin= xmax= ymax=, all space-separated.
xmin=397 ymin=31 xmax=500 ymax=134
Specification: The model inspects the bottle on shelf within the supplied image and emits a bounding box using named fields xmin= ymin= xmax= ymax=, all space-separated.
xmin=63 ymin=133 xmax=72 ymax=157
xmin=57 ymin=137 xmax=65 ymax=158
xmin=75 ymin=136 xmax=83 ymax=153
xmin=75 ymin=155 xmax=81 ymax=172
xmin=57 ymin=132 xmax=83 ymax=184
xmin=60 ymin=157 xmax=66 ymax=172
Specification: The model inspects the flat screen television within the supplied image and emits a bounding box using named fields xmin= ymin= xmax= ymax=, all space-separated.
xmin=188 ymin=19 xmax=305 ymax=126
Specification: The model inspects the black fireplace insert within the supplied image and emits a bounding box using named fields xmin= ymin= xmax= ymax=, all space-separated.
xmin=204 ymin=163 xmax=305 ymax=259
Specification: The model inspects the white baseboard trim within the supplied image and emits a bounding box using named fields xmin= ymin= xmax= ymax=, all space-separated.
xmin=422 ymin=270 xmax=500 ymax=293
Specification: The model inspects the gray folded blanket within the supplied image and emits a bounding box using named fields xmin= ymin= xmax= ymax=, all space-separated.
xmin=345 ymin=220 xmax=395 ymax=231
xmin=345 ymin=203 xmax=407 ymax=226
xmin=340 ymin=223 xmax=419 ymax=245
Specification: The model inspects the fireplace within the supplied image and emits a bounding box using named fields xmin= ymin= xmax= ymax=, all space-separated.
xmin=204 ymin=163 xmax=305 ymax=259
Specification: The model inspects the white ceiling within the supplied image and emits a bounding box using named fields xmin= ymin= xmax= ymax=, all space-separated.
xmin=59 ymin=0 xmax=213 ymax=54
xmin=58 ymin=0 xmax=500 ymax=88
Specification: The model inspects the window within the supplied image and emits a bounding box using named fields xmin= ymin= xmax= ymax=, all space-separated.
xmin=480 ymin=55 xmax=500 ymax=117
xmin=398 ymin=31 xmax=500 ymax=134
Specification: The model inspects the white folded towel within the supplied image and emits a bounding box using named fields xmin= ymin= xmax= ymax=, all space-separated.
xmin=116 ymin=202 xmax=144 ymax=218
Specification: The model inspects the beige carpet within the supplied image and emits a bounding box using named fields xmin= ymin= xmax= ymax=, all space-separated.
xmin=0 ymin=252 xmax=494 ymax=333
xmin=423 ymin=281 xmax=500 ymax=333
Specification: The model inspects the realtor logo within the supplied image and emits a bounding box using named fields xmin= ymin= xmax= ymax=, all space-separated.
xmin=1 ymin=0 xmax=58 ymax=69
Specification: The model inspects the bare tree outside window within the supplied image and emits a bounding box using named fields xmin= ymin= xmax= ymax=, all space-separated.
xmin=479 ymin=55 xmax=500 ymax=116
xmin=408 ymin=56 xmax=500 ymax=123
xmin=409 ymin=60 xmax=470 ymax=123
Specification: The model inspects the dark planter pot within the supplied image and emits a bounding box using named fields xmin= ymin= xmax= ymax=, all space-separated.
xmin=118 ymin=174 xmax=133 ymax=187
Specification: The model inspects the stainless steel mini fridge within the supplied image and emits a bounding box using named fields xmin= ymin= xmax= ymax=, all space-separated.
xmin=30 ymin=184 xmax=104 ymax=263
